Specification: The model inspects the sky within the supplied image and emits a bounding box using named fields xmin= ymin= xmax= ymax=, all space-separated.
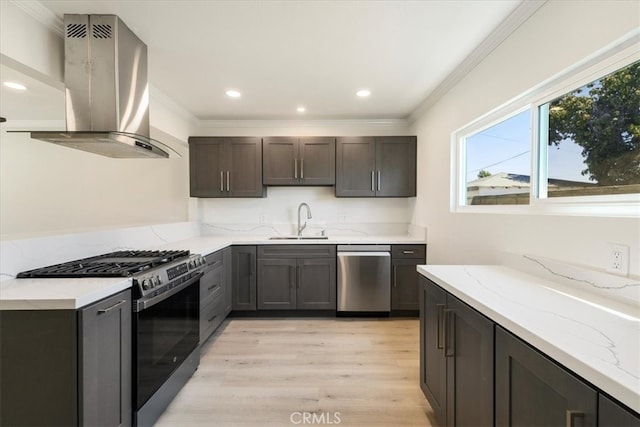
xmin=465 ymin=109 xmax=592 ymax=184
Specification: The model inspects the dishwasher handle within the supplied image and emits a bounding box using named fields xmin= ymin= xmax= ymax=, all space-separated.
xmin=337 ymin=244 xmax=391 ymax=252
xmin=337 ymin=252 xmax=391 ymax=257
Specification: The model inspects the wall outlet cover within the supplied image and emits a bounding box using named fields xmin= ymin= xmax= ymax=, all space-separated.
xmin=606 ymin=243 xmax=629 ymax=276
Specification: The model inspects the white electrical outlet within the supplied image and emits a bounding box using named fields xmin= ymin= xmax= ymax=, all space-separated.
xmin=606 ymin=243 xmax=629 ymax=276
xmin=337 ymin=213 xmax=347 ymax=223
xmin=258 ymin=212 xmax=266 ymax=224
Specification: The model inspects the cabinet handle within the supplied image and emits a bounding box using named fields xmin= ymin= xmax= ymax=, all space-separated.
xmin=393 ymin=266 xmax=397 ymax=288
xmin=98 ymin=299 xmax=127 ymax=315
xmin=294 ymin=158 xmax=298 ymax=179
xmin=296 ymin=264 xmax=301 ymax=288
xmin=208 ymin=314 xmax=218 ymax=323
xmin=226 ymin=171 xmax=230 ymax=192
xmin=371 ymin=171 xmax=375 ymax=192
xmin=208 ymin=284 xmax=219 ymax=292
xmin=301 ymin=158 xmax=304 ymax=179
xmin=377 ymin=171 xmax=381 ymax=191
xmin=566 ymin=410 xmax=584 ymax=427
xmin=436 ymin=304 xmax=445 ymax=349
xmin=444 ymin=308 xmax=455 ymax=357
xmin=220 ymin=171 xmax=224 ymax=192
xmin=403 ymin=250 xmax=415 ymax=255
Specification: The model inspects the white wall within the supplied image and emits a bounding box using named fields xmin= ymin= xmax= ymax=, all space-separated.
xmin=0 ymin=3 xmax=194 ymax=240
xmin=192 ymin=120 xmax=415 ymax=233
xmin=411 ymin=0 xmax=640 ymax=276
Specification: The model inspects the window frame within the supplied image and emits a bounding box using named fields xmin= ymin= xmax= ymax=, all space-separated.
xmin=451 ymin=31 xmax=640 ymax=217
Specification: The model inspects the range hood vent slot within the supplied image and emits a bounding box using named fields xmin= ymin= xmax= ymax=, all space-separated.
xmin=66 ymin=23 xmax=87 ymax=38
xmin=92 ymin=23 xmax=112 ymax=39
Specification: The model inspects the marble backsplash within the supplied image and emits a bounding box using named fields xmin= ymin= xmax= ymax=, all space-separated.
xmin=503 ymin=252 xmax=640 ymax=307
xmin=0 ymin=222 xmax=200 ymax=282
xmin=0 ymin=221 xmax=424 ymax=282
xmin=199 ymin=221 xmax=423 ymax=238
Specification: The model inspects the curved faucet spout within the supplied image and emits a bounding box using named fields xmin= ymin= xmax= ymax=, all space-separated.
xmin=297 ymin=203 xmax=312 ymax=236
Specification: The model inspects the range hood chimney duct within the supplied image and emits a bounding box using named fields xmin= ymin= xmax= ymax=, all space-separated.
xmin=26 ymin=14 xmax=176 ymax=158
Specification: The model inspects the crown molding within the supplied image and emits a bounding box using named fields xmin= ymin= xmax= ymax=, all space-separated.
xmin=10 ymin=0 xmax=63 ymax=37
xmin=408 ymin=0 xmax=547 ymax=124
xmin=197 ymin=118 xmax=410 ymax=130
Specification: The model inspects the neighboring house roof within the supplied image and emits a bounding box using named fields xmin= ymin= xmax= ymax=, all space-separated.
xmin=467 ymin=172 xmax=530 ymax=189
xmin=467 ymin=172 xmax=595 ymax=189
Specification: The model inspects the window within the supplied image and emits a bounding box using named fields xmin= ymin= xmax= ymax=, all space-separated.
xmin=464 ymin=109 xmax=531 ymax=205
xmin=539 ymin=61 xmax=640 ymax=199
xmin=453 ymin=34 xmax=639 ymax=216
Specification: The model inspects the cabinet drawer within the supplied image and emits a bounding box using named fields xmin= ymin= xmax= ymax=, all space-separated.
xmin=204 ymin=250 xmax=224 ymax=272
xmin=200 ymin=292 xmax=225 ymax=343
xmin=392 ymin=245 xmax=426 ymax=260
xmin=201 ymin=265 xmax=224 ymax=302
xmin=258 ymin=245 xmax=336 ymax=259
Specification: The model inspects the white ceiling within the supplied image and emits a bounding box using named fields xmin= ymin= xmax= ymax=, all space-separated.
xmin=2 ymin=0 xmax=524 ymax=122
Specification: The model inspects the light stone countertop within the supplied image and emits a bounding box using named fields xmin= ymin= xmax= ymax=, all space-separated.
xmin=0 ymin=277 xmax=131 ymax=310
xmin=418 ymin=261 xmax=640 ymax=413
xmin=0 ymin=234 xmax=424 ymax=311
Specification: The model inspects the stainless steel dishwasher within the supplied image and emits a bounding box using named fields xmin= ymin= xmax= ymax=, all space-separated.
xmin=337 ymin=245 xmax=391 ymax=313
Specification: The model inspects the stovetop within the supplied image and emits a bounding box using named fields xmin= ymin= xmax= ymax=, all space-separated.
xmin=16 ymin=250 xmax=191 ymax=278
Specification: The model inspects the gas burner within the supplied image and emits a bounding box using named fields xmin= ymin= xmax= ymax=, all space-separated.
xmin=16 ymin=250 xmax=191 ymax=278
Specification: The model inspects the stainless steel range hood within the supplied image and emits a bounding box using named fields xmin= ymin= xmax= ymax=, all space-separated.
xmin=28 ymin=14 xmax=175 ymax=158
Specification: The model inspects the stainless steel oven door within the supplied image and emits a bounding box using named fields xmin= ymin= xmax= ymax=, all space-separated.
xmin=133 ymin=271 xmax=201 ymax=411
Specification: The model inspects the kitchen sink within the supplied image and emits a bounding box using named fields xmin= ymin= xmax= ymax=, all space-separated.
xmin=269 ymin=236 xmax=329 ymax=240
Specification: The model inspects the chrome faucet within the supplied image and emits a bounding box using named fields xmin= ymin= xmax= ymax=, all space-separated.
xmin=297 ymin=202 xmax=312 ymax=236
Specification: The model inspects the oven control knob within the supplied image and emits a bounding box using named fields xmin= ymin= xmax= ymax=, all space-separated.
xmin=150 ymin=276 xmax=158 ymax=288
xmin=156 ymin=275 xmax=163 ymax=285
xmin=141 ymin=278 xmax=150 ymax=290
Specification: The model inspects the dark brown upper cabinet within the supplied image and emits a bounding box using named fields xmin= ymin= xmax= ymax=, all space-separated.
xmin=188 ymin=137 xmax=264 ymax=198
xmin=263 ymin=137 xmax=335 ymax=186
xmin=336 ymin=136 xmax=416 ymax=197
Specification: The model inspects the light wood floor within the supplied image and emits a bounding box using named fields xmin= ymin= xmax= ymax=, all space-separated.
xmin=155 ymin=317 xmax=435 ymax=427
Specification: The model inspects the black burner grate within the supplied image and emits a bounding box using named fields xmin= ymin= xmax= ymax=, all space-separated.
xmin=16 ymin=250 xmax=190 ymax=278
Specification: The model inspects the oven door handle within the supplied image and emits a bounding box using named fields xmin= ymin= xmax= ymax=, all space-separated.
xmin=134 ymin=271 xmax=204 ymax=312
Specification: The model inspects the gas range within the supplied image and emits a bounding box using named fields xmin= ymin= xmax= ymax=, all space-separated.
xmin=16 ymin=249 xmax=206 ymax=425
xmin=16 ymin=249 xmax=206 ymax=300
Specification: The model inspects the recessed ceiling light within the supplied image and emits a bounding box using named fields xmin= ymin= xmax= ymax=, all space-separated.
xmin=225 ymin=89 xmax=241 ymax=98
xmin=3 ymin=82 xmax=27 ymax=90
xmin=296 ymin=106 xmax=306 ymax=113
xmin=356 ymin=89 xmax=371 ymax=97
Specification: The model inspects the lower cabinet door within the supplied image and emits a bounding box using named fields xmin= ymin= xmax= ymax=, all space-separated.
xmin=297 ymin=258 xmax=336 ymax=310
xmin=420 ymin=277 xmax=447 ymax=425
xmin=257 ymin=258 xmax=297 ymax=309
xmin=495 ymin=326 xmax=597 ymax=426
xmin=80 ymin=290 xmax=132 ymax=427
xmin=392 ymin=259 xmax=420 ymax=311
xmin=232 ymin=246 xmax=257 ymax=311
xmin=446 ymin=296 xmax=493 ymax=427
xmin=599 ymin=394 xmax=640 ymax=427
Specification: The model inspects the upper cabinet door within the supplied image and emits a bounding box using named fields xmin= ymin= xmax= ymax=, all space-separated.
xmin=376 ymin=136 xmax=416 ymax=197
xmin=299 ymin=137 xmax=336 ymax=186
xmin=263 ymin=137 xmax=335 ymax=186
xmin=188 ymin=137 xmax=226 ymax=197
xmin=335 ymin=137 xmax=376 ymax=197
xmin=228 ymin=137 xmax=264 ymax=197
xmin=263 ymin=137 xmax=298 ymax=185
